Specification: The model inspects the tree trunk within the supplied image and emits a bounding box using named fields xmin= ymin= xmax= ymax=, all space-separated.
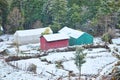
xmin=2 ymin=24 xmax=7 ymax=34
xmin=2 ymin=16 xmax=7 ymax=34
xmin=79 ymin=67 xmax=81 ymax=80
xmin=105 ymin=16 xmax=108 ymax=33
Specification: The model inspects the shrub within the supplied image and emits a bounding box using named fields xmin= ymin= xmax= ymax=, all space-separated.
xmin=112 ymin=67 xmax=120 ymax=80
xmin=102 ymin=33 xmax=110 ymax=42
xmin=115 ymin=61 xmax=120 ymax=66
xmin=102 ymin=28 xmax=115 ymax=43
xmin=41 ymin=27 xmax=51 ymax=36
xmin=27 ymin=63 xmax=37 ymax=73
xmin=55 ymin=60 xmax=63 ymax=69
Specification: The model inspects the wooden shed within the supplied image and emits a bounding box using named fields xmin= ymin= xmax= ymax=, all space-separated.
xmin=40 ymin=33 xmax=69 ymax=50
xmin=59 ymin=27 xmax=93 ymax=46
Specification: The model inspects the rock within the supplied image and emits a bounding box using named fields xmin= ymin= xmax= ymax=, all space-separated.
xmin=0 ymin=49 xmax=9 ymax=56
xmin=0 ymin=38 xmax=3 ymax=42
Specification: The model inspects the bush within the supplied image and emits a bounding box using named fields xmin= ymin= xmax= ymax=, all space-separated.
xmin=112 ymin=67 xmax=120 ymax=80
xmin=55 ymin=60 xmax=63 ymax=69
xmin=27 ymin=63 xmax=37 ymax=73
xmin=102 ymin=28 xmax=115 ymax=43
xmin=41 ymin=27 xmax=51 ymax=36
xmin=115 ymin=61 xmax=120 ymax=66
xmin=102 ymin=33 xmax=110 ymax=43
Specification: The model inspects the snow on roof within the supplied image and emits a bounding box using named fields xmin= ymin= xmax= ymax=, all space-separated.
xmin=59 ymin=26 xmax=84 ymax=39
xmin=112 ymin=38 xmax=120 ymax=44
xmin=14 ymin=27 xmax=53 ymax=37
xmin=43 ymin=33 xmax=69 ymax=42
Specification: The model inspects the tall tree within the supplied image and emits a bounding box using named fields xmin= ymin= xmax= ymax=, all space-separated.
xmin=11 ymin=0 xmax=45 ymax=29
xmin=67 ymin=3 xmax=81 ymax=29
xmin=44 ymin=0 xmax=68 ymax=27
xmin=50 ymin=21 xmax=61 ymax=33
xmin=67 ymin=0 xmax=101 ymax=26
xmin=10 ymin=0 xmax=21 ymax=10
xmin=23 ymin=0 xmax=45 ymax=29
xmin=80 ymin=0 xmax=101 ymax=24
xmin=93 ymin=0 xmax=120 ymax=33
xmin=7 ymin=7 xmax=24 ymax=33
xmin=0 ymin=0 xmax=8 ymax=33
xmin=67 ymin=0 xmax=82 ymax=7
xmin=41 ymin=0 xmax=52 ymax=27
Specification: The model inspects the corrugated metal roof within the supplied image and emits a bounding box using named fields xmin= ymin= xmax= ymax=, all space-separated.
xmin=43 ymin=33 xmax=69 ymax=42
xmin=59 ymin=26 xmax=84 ymax=39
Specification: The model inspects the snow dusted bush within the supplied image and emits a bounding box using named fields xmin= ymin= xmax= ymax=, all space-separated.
xmin=102 ymin=33 xmax=111 ymax=43
xmin=111 ymin=67 xmax=120 ymax=80
xmin=27 ymin=63 xmax=37 ymax=73
xmin=55 ymin=60 xmax=63 ymax=69
xmin=115 ymin=61 xmax=120 ymax=66
xmin=102 ymin=28 xmax=115 ymax=43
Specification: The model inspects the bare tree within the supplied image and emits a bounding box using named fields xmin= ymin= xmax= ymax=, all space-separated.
xmin=7 ymin=7 xmax=24 ymax=33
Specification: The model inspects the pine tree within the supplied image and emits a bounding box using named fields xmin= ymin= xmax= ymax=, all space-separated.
xmin=42 ymin=0 xmax=68 ymax=27
xmin=0 ymin=0 xmax=8 ymax=33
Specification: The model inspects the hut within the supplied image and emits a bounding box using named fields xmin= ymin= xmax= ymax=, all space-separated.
xmin=14 ymin=27 xmax=53 ymax=45
xmin=59 ymin=27 xmax=93 ymax=46
xmin=40 ymin=33 xmax=69 ymax=50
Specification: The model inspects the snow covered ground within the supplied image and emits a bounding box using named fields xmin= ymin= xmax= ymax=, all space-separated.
xmin=8 ymin=48 xmax=117 ymax=79
xmin=0 ymin=59 xmax=47 ymax=80
xmin=0 ymin=35 xmax=119 ymax=80
xmin=112 ymin=38 xmax=120 ymax=45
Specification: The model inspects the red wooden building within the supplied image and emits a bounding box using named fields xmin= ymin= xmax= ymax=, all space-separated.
xmin=40 ymin=33 xmax=69 ymax=50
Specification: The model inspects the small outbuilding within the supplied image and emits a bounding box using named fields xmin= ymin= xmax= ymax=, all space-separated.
xmin=40 ymin=33 xmax=69 ymax=50
xmin=14 ymin=27 xmax=53 ymax=45
xmin=59 ymin=27 xmax=93 ymax=46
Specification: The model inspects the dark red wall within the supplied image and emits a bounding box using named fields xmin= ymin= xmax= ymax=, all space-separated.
xmin=40 ymin=37 xmax=47 ymax=50
xmin=40 ymin=36 xmax=69 ymax=50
